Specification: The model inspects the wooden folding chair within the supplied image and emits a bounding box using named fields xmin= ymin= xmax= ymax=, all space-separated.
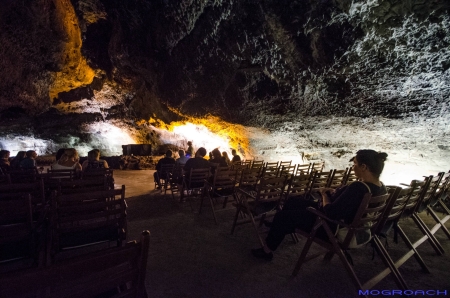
xmin=285 ymin=172 xmax=311 ymax=200
xmin=412 ymin=173 xmax=446 ymax=254
xmin=231 ymin=176 xmax=287 ymax=246
xmin=327 ymin=169 xmax=348 ymax=189
xmin=0 ymin=195 xmax=45 ymax=269
xmin=199 ymin=169 xmax=237 ymax=224
xmin=295 ymin=163 xmax=312 ymax=175
xmin=308 ymin=170 xmax=333 ymax=200
xmin=0 ymin=230 xmax=150 ymax=298
xmin=0 ymin=180 xmax=46 ymax=206
xmin=47 ymin=186 xmax=127 ymax=263
xmin=310 ymin=161 xmax=325 ymax=173
xmin=236 ymin=167 xmax=261 ymax=192
xmin=81 ymin=168 xmax=114 ymax=189
xmin=181 ymin=168 xmax=210 ymax=202
xmin=279 ymin=165 xmax=296 ymax=178
xmin=279 ymin=160 xmax=292 ymax=168
xmin=261 ymin=163 xmax=280 ymax=178
xmin=57 ymin=177 xmax=109 ymax=195
xmin=426 ymin=171 xmax=450 ymax=244
xmin=241 ymin=160 xmax=252 ymax=167
xmin=251 ymin=160 xmax=264 ymax=170
xmin=391 ymin=178 xmax=438 ymax=273
xmin=9 ymin=168 xmax=39 ymax=183
xmin=291 ymin=192 xmax=394 ymax=296
xmin=46 ymin=168 xmax=77 ymax=180
xmin=344 ymin=168 xmax=358 ymax=184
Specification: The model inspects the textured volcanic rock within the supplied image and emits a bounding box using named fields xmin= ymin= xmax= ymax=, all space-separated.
xmin=0 ymin=0 xmax=449 ymax=162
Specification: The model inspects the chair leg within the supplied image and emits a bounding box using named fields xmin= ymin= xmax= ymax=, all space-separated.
xmin=395 ymin=225 xmax=430 ymax=273
xmin=364 ymin=236 xmax=409 ymax=290
xmin=292 ymin=235 xmax=315 ymax=276
xmin=412 ymin=214 xmax=444 ymax=255
xmin=427 ymin=206 xmax=450 ymax=240
xmin=209 ymin=195 xmax=218 ymax=225
xmin=231 ymin=206 xmax=241 ymax=235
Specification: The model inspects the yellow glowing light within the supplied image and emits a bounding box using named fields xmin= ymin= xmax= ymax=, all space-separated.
xmin=139 ymin=112 xmax=252 ymax=159
xmin=49 ymin=0 xmax=95 ymax=100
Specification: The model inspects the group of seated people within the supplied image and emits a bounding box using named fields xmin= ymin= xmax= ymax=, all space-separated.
xmin=0 ymin=148 xmax=109 ymax=175
xmin=153 ymin=147 xmax=242 ymax=190
xmin=0 ymin=149 xmax=39 ymax=173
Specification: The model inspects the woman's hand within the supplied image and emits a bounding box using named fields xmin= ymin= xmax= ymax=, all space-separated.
xmin=320 ymin=188 xmax=334 ymax=207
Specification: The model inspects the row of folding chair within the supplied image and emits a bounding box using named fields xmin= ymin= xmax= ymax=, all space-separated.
xmin=0 ymin=230 xmax=149 ymax=298
xmin=290 ymin=170 xmax=450 ymax=295
xmin=0 ymin=181 xmax=127 ymax=272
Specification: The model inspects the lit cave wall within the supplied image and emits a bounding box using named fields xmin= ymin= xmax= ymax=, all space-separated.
xmin=0 ymin=0 xmax=449 ymax=184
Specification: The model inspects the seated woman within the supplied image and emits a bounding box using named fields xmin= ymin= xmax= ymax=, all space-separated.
xmin=51 ymin=148 xmax=82 ymax=171
xmin=81 ymin=149 xmax=109 ymax=171
xmin=251 ymin=149 xmax=388 ymax=260
xmin=222 ymin=151 xmax=231 ymax=166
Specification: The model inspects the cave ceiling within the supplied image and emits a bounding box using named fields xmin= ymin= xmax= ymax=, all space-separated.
xmin=0 ymin=0 xmax=449 ymax=158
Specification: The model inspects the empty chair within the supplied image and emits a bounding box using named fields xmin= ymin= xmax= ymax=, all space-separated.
xmin=9 ymin=168 xmax=39 ymax=183
xmin=261 ymin=163 xmax=280 ymax=178
xmin=81 ymin=168 xmax=114 ymax=189
xmin=279 ymin=160 xmax=292 ymax=168
xmin=0 ymin=180 xmax=46 ymax=206
xmin=236 ymin=167 xmax=261 ymax=192
xmin=47 ymin=186 xmax=127 ymax=263
xmin=0 ymin=230 xmax=150 ymax=298
xmin=285 ymin=172 xmax=311 ymax=199
xmin=310 ymin=161 xmax=325 ymax=173
xmin=279 ymin=165 xmax=296 ymax=178
xmin=168 ymin=164 xmax=184 ymax=198
xmin=57 ymin=177 xmax=109 ymax=195
xmin=0 ymin=195 xmax=44 ymax=269
xmin=426 ymin=171 xmax=450 ymax=244
xmin=199 ymin=169 xmax=237 ymax=224
xmin=327 ymin=169 xmax=349 ymax=189
xmin=295 ymin=163 xmax=311 ymax=175
xmin=251 ymin=160 xmax=264 ymax=169
xmin=232 ymin=176 xmax=288 ymax=246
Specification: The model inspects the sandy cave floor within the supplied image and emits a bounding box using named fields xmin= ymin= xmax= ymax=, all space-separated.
xmin=114 ymin=170 xmax=450 ymax=298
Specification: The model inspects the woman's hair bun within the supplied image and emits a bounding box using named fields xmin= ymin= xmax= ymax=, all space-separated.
xmin=377 ymin=152 xmax=388 ymax=161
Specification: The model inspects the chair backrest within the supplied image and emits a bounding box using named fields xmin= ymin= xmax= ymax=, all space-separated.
xmin=265 ymin=161 xmax=279 ymax=168
xmin=430 ymin=170 xmax=450 ymax=206
xmin=212 ymin=169 xmax=237 ymax=191
xmin=373 ymin=186 xmax=409 ymax=235
xmin=9 ymin=168 xmax=39 ymax=183
xmin=279 ymin=160 xmax=292 ymax=168
xmin=241 ymin=160 xmax=252 ymax=167
xmin=46 ymin=168 xmax=76 ymax=180
xmin=57 ymin=177 xmax=109 ymax=195
xmin=0 ymin=195 xmax=35 ymax=264
xmin=285 ymin=173 xmax=310 ymax=198
xmin=0 ymin=230 xmax=150 ymax=298
xmin=251 ymin=160 xmax=264 ymax=169
xmin=417 ymin=173 xmax=444 ymax=212
xmin=279 ymin=165 xmax=296 ymax=178
xmin=159 ymin=164 xmax=175 ymax=176
xmin=344 ymin=168 xmax=358 ymax=184
xmin=327 ymin=169 xmax=348 ymax=189
xmin=185 ymin=168 xmax=210 ymax=189
xmin=0 ymin=180 xmax=46 ymax=206
xmin=50 ymin=186 xmax=127 ymax=255
xmin=81 ymin=168 xmax=113 ymax=179
xmin=401 ymin=178 xmax=430 ymax=218
xmin=261 ymin=165 xmax=279 ymax=179
xmin=295 ymin=163 xmax=311 ymax=175
xmin=340 ymin=192 xmax=390 ymax=248
xmin=309 ymin=171 xmax=333 ymax=192
xmin=310 ymin=161 xmax=325 ymax=173
xmin=254 ymin=176 xmax=287 ymax=203
xmin=237 ymin=167 xmax=261 ymax=190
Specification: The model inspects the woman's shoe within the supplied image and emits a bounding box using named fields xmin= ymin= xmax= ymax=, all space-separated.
xmin=251 ymin=248 xmax=273 ymax=261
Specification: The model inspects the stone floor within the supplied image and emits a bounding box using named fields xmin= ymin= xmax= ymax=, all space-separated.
xmin=114 ymin=170 xmax=450 ymax=298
